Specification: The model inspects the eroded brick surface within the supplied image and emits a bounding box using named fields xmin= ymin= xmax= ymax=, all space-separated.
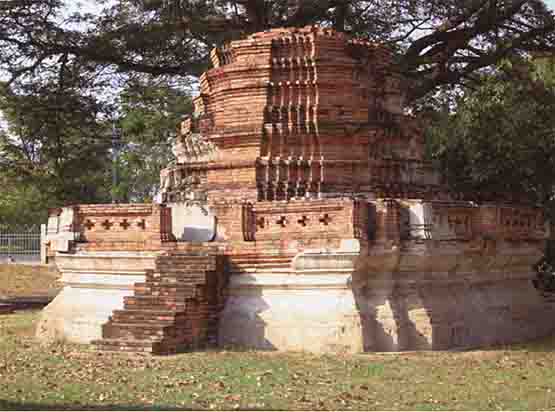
xmin=162 ymin=26 xmax=438 ymax=204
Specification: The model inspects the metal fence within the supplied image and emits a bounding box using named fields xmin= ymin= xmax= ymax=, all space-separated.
xmin=0 ymin=225 xmax=42 ymax=263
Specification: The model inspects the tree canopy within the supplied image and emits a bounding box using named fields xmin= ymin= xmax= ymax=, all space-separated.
xmin=427 ymin=56 xmax=555 ymax=217
xmin=0 ymin=74 xmax=113 ymax=224
xmin=114 ymin=78 xmax=193 ymax=203
xmin=1 ymin=1 xmax=555 ymax=102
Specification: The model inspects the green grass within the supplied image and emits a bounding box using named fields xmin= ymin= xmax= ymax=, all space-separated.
xmin=2 ymin=312 xmax=555 ymax=410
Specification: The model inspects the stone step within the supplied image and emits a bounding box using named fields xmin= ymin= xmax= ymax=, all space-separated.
xmin=228 ymin=256 xmax=292 ymax=270
xmin=110 ymin=309 xmax=214 ymax=324
xmin=123 ymin=303 xmax=188 ymax=312
xmin=132 ymin=290 xmax=199 ymax=300
xmin=124 ymin=296 xmax=188 ymax=305
xmin=229 ymin=254 xmax=293 ymax=262
xmin=92 ymin=338 xmax=158 ymax=353
xmin=156 ymin=257 xmax=214 ymax=263
xmin=125 ymin=299 xmax=201 ymax=307
xmin=132 ymin=291 xmax=197 ymax=300
xmin=145 ymin=270 xmax=206 ymax=280
xmin=155 ymin=256 xmax=215 ymax=263
xmin=103 ymin=323 xmax=177 ymax=341
xmin=133 ymin=282 xmax=197 ymax=291
xmin=148 ymin=267 xmax=211 ymax=274
xmin=108 ymin=314 xmax=178 ymax=325
xmin=94 ymin=336 xmax=207 ymax=355
xmin=157 ymin=254 xmax=213 ymax=260
xmin=230 ymin=261 xmax=292 ymax=268
xmin=148 ymin=270 xmax=207 ymax=276
xmin=145 ymin=271 xmax=206 ymax=282
xmin=111 ymin=309 xmax=180 ymax=322
xmin=141 ymin=278 xmax=205 ymax=287
xmin=238 ymin=262 xmax=290 ymax=269
xmin=109 ymin=316 xmax=180 ymax=326
xmin=152 ymin=268 xmax=212 ymax=275
xmin=133 ymin=290 xmax=197 ymax=298
xmin=137 ymin=278 xmax=202 ymax=285
xmin=133 ymin=283 xmax=198 ymax=293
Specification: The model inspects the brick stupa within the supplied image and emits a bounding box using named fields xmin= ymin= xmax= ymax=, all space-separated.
xmin=38 ymin=27 xmax=555 ymax=354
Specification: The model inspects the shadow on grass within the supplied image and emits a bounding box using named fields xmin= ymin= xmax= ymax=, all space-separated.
xmin=0 ymin=399 xmax=196 ymax=411
xmin=480 ymin=335 xmax=555 ymax=353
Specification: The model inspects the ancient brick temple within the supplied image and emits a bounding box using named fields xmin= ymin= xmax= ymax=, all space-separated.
xmin=38 ymin=26 xmax=555 ymax=354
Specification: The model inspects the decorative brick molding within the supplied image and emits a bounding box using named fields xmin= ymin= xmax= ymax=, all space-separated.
xmin=74 ymin=204 xmax=175 ymax=247
xmin=241 ymin=199 xmax=369 ymax=242
xmin=476 ymin=205 xmax=546 ymax=240
xmin=397 ymin=201 xmax=546 ymax=243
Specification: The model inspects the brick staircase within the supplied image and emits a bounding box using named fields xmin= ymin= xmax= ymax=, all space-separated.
xmin=93 ymin=252 xmax=226 ymax=355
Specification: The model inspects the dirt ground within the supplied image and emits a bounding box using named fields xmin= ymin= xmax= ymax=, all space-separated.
xmin=0 ymin=264 xmax=60 ymax=298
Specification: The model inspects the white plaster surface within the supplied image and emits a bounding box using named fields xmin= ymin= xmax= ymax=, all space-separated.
xmin=219 ymin=274 xmax=363 ymax=352
xmin=218 ymin=266 xmax=555 ymax=353
xmin=46 ymin=207 xmax=78 ymax=252
xmin=170 ymin=203 xmax=216 ymax=242
xmin=36 ymin=286 xmax=134 ymax=343
xmin=36 ymin=252 xmax=151 ymax=344
xmin=61 ymin=273 xmax=145 ymax=288
xmin=36 ymin=245 xmax=555 ymax=353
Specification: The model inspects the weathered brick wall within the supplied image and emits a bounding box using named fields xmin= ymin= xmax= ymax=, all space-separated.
xmin=241 ymin=199 xmax=359 ymax=243
xmin=474 ymin=205 xmax=546 ymax=241
xmin=162 ymin=25 xmax=441 ymax=203
xmin=71 ymin=204 xmax=174 ymax=250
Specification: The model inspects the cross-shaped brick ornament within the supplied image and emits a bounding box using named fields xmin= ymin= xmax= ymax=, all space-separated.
xmin=319 ymin=214 xmax=332 ymax=225
xmin=101 ymin=219 xmax=113 ymax=230
xmin=84 ymin=220 xmax=95 ymax=230
xmin=136 ymin=219 xmax=146 ymax=230
xmin=276 ymin=216 xmax=288 ymax=227
xmin=120 ymin=219 xmax=130 ymax=230
xmin=256 ymin=217 xmax=265 ymax=229
xmin=297 ymin=215 xmax=309 ymax=226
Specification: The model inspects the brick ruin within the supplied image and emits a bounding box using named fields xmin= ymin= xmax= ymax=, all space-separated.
xmin=38 ymin=26 xmax=555 ymax=354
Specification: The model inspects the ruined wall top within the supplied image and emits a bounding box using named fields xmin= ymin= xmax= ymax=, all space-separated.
xmin=176 ymin=25 xmax=415 ymax=158
xmin=166 ymin=26 xmax=435 ymax=202
xmin=208 ymin=25 xmax=393 ymax=69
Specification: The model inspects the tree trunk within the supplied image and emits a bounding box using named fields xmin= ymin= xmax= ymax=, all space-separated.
xmin=242 ymin=0 xmax=268 ymax=32
xmin=333 ymin=0 xmax=348 ymax=32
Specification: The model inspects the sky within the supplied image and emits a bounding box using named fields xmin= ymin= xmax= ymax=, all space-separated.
xmin=548 ymin=0 xmax=555 ymax=10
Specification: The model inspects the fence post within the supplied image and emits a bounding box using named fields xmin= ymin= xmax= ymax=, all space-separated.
xmin=7 ymin=236 xmax=13 ymax=261
xmin=41 ymin=224 xmax=47 ymax=264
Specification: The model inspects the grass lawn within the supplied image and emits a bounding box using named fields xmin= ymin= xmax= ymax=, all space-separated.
xmin=1 ymin=312 xmax=555 ymax=410
xmin=0 ymin=264 xmax=59 ymax=298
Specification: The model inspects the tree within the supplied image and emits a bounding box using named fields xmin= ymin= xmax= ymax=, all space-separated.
xmin=427 ymin=56 xmax=555 ymax=217
xmin=0 ymin=177 xmax=48 ymax=227
xmin=157 ymin=0 xmax=555 ymax=100
xmin=426 ymin=56 xmax=555 ymax=293
xmin=1 ymin=1 xmax=555 ymax=104
xmin=114 ymin=77 xmax=193 ymax=202
xmin=0 ymin=79 xmax=113 ymax=225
